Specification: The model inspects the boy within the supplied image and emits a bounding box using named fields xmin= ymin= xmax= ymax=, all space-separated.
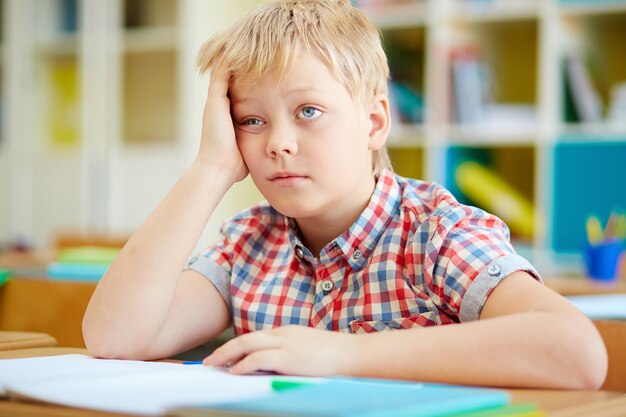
xmin=83 ymin=0 xmax=607 ymax=389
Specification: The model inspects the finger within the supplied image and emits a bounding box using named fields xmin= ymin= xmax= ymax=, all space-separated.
xmin=228 ymin=349 xmax=283 ymax=375
xmin=204 ymin=331 xmax=278 ymax=366
xmin=207 ymin=68 xmax=230 ymax=98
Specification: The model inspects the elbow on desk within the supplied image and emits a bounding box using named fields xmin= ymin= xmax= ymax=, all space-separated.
xmin=561 ymin=318 xmax=608 ymax=391
xmin=568 ymin=347 xmax=607 ymax=391
xmin=581 ymin=346 xmax=608 ymax=391
xmin=83 ymin=333 xmax=154 ymax=361
xmin=82 ymin=317 xmax=152 ymax=361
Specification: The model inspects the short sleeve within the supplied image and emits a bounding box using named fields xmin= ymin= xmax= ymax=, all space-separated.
xmin=418 ymin=204 xmax=541 ymax=323
xmin=184 ymin=225 xmax=235 ymax=309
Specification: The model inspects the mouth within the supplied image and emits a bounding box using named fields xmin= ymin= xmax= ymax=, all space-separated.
xmin=268 ymin=172 xmax=308 ymax=186
xmin=269 ymin=172 xmax=306 ymax=180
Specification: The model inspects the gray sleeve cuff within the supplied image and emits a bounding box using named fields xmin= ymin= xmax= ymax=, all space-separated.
xmin=184 ymin=255 xmax=232 ymax=310
xmin=459 ymin=254 xmax=541 ymax=322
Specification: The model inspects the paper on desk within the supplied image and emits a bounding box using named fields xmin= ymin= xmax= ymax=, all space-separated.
xmin=0 ymin=354 xmax=275 ymax=415
xmin=566 ymin=294 xmax=626 ymax=319
xmin=0 ymin=354 xmax=177 ymax=395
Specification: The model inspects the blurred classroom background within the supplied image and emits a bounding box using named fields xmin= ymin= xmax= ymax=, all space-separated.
xmin=0 ymin=0 xmax=625 ymax=279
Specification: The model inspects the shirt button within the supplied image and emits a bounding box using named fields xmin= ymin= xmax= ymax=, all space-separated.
xmin=321 ymin=280 xmax=334 ymax=292
xmin=487 ymin=264 xmax=501 ymax=276
xmin=352 ymin=250 xmax=361 ymax=260
xmin=295 ymin=246 xmax=304 ymax=259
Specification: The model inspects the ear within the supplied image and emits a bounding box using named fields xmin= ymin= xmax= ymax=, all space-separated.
xmin=367 ymin=94 xmax=391 ymax=151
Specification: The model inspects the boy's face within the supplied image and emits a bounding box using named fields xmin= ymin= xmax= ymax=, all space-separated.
xmin=230 ymin=53 xmax=381 ymax=221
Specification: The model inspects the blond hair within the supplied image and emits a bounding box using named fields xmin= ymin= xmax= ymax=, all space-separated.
xmin=197 ymin=0 xmax=392 ymax=175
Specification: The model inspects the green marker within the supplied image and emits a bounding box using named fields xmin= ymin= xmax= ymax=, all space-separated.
xmin=271 ymin=378 xmax=315 ymax=392
xmin=0 ymin=269 xmax=11 ymax=287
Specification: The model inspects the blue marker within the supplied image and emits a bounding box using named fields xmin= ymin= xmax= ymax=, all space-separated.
xmin=182 ymin=360 xmax=203 ymax=365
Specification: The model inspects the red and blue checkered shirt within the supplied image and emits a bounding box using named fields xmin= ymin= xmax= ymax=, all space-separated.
xmin=186 ymin=169 xmax=540 ymax=335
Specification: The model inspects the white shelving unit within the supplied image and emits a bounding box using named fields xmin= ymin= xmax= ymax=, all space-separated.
xmin=358 ymin=0 xmax=626 ymax=273
xmin=0 ymin=0 xmax=625 ymax=275
xmin=0 ymin=0 xmax=264 ymax=250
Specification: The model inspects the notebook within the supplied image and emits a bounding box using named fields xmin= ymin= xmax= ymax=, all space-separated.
xmin=0 ymin=354 xmax=510 ymax=417
xmin=170 ymin=378 xmax=510 ymax=417
xmin=0 ymin=354 xmax=274 ymax=415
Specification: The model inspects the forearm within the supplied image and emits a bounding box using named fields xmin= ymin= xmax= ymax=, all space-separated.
xmin=83 ymin=162 xmax=234 ymax=356
xmin=349 ymin=312 xmax=606 ymax=390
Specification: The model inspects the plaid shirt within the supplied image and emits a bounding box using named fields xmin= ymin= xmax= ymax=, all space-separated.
xmin=186 ymin=169 xmax=540 ymax=336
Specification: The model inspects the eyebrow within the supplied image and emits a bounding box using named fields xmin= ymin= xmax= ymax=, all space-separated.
xmin=231 ymin=86 xmax=324 ymax=106
xmin=231 ymin=97 xmax=257 ymax=106
xmin=283 ymin=86 xmax=324 ymax=96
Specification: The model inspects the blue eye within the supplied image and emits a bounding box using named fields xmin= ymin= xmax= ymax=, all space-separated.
xmin=299 ymin=107 xmax=321 ymax=119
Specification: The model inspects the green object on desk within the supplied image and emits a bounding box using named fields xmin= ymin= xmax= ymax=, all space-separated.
xmin=0 ymin=269 xmax=10 ymax=287
xmin=271 ymin=378 xmax=315 ymax=392
xmin=58 ymin=246 xmax=120 ymax=264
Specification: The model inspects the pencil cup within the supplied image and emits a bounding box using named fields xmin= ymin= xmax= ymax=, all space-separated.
xmin=583 ymin=241 xmax=624 ymax=282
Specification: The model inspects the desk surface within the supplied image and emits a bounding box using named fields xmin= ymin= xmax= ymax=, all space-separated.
xmin=0 ymin=332 xmax=57 ymax=352
xmin=1 ymin=348 xmax=625 ymax=417
xmin=544 ymin=276 xmax=626 ymax=296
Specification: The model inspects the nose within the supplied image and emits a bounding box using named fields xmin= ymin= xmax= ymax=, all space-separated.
xmin=265 ymin=123 xmax=298 ymax=158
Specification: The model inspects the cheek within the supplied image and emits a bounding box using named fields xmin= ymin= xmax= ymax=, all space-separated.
xmin=236 ymin=135 xmax=265 ymax=170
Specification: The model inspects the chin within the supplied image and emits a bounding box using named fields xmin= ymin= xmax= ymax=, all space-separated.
xmin=266 ymin=198 xmax=318 ymax=219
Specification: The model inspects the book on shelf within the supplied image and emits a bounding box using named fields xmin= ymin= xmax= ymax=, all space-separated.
xmin=59 ymin=0 xmax=78 ymax=33
xmin=608 ymin=82 xmax=626 ymax=125
xmin=563 ymin=55 xmax=604 ymax=123
xmin=47 ymin=59 xmax=79 ymax=148
xmin=450 ymin=47 xmax=537 ymax=129
xmin=451 ymin=47 xmax=490 ymax=125
xmin=388 ymin=81 xmax=424 ymax=125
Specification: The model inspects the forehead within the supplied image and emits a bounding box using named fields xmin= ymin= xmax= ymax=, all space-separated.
xmin=229 ymin=53 xmax=344 ymax=103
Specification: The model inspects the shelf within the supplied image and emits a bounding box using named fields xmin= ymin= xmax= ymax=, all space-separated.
xmin=123 ymin=27 xmax=178 ymax=53
xmin=123 ymin=50 xmax=177 ymax=145
xmin=359 ymin=1 xmax=428 ymax=29
xmin=445 ymin=123 xmax=539 ymax=146
xmin=34 ymin=34 xmax=78 ymax=56
xmin=124 ymin=0 xmax=178 ymax=29
xmin=387 ymin=124 xmax=426 ymax=147
xmin=450 ymin=0 xmax=540 ymax=23
xmin=559 ymin=123 xmax=626 ymax=139
xmin=559 ymin=1 xmax=626 ymax=17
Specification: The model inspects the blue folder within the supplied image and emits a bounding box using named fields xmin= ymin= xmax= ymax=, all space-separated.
xmin=46 ymin=262 xmax=109 ymax=281
xmin=186 ymin=378 xmax=510 ymax=417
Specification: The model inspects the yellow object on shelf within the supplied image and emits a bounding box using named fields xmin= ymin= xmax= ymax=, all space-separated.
xmin=48 ymin=58 xmax=79 ymax=147
xmin=455 ymin=161 xmax=535 ymax=239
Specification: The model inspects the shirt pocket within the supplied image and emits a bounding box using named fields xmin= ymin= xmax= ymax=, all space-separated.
xmin=349 ymin=312 xmax=437 ymax=334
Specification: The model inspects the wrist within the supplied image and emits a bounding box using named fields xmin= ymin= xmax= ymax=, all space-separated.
xmin=186 ymin=161 xmax=237 ymax=195
xmin=190 ymin=158 xmax=240 ymax=187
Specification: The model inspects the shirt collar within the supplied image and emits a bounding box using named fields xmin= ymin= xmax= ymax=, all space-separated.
xmin=334 ymin=169 xmax=401 ymax=270
xmin=284 ymin=169 xmax=402 ymax=270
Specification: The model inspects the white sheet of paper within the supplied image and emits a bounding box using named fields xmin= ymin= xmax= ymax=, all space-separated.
xmin=566 ymin=294 xmax=626 ymax=319
xmin=0 ymin=354 xmax=182 ymax=395
xmin=0 ymin=354 xmax=276 ymax=415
